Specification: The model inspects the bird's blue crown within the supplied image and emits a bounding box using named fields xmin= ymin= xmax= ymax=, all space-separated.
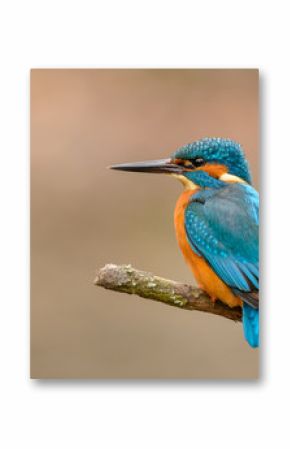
xmin=172 ymin=137 xmax=252 ymax=184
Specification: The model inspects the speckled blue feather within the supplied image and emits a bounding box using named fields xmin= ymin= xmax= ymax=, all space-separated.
xmin=185 ymin=183 xmax=259 ymax=347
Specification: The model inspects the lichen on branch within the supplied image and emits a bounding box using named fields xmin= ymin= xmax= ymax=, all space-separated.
xmin=94 ymin=264 xmax=242 ymax=322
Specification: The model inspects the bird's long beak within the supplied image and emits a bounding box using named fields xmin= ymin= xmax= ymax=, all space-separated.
xmin=110 ymin=158 xmax=182 ymax=174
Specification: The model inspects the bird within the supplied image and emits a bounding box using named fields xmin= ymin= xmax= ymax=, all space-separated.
xmin=111 ymin=137 xmax=259 ymax=348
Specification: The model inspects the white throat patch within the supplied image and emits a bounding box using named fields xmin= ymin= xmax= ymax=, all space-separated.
xmin=171 ymin=174 xmax=198 ymax=190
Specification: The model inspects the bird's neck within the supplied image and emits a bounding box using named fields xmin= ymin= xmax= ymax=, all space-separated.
xmin=186 ymin=171 xmax=226 ymax=189
xmin=186 ymin=169 xmax=248 ymax=189
xmin=175 ymin=189 xmax=198 ymax=215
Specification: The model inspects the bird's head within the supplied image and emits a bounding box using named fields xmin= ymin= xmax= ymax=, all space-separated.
xmin=111 ymin=138 xmax=252 ymax=189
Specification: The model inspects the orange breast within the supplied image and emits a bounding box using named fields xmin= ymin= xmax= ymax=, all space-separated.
xmin=174 ymin=190 xmax=242 ymax=308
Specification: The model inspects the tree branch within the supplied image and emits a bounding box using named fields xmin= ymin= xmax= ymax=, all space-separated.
xmin=94 ymin=264 xmax=242 ymax=322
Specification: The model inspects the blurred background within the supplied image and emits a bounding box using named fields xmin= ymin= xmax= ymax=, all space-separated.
xmin=31 ymin=69 xmax=259 ymax=379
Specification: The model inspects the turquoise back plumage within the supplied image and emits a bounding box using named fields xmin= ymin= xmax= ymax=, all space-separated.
xmin=184 ymin=184 xmax=259 ymax=348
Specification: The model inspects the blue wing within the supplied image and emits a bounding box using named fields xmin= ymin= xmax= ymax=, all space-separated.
xmin=185 ymin=183 xmax=259 ymax=308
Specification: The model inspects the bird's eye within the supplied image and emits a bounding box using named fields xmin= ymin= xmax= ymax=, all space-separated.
xmin=184 ymin=157 xmax=205 ymax=168
xmin=193 ymin=157 xmax=205 ymax=167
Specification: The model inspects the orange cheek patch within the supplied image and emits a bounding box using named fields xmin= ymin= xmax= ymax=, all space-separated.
xmin=196 ymin=163 xmax=227 ymax=178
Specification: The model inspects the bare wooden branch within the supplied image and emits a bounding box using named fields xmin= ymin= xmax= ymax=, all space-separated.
xmin=94 ymin=264 xmax=242 ymax=322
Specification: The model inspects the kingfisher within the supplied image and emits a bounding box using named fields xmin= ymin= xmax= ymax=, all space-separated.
xmin=111 ymin=138 xmax=259 ymax=348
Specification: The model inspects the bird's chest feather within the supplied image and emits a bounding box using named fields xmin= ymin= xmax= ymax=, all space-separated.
xmin=174 ymin=189 xmax=241 ymax=308
xmin=174 ymin=190 xmax=201 ymax=274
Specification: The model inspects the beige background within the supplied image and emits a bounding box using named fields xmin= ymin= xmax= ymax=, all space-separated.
xmin=31 ymin=69 xmax=259 ymax=379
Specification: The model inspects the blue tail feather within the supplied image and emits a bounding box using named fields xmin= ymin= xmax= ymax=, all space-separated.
xmin=243 ymin=303 xmax=259 ymax=348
